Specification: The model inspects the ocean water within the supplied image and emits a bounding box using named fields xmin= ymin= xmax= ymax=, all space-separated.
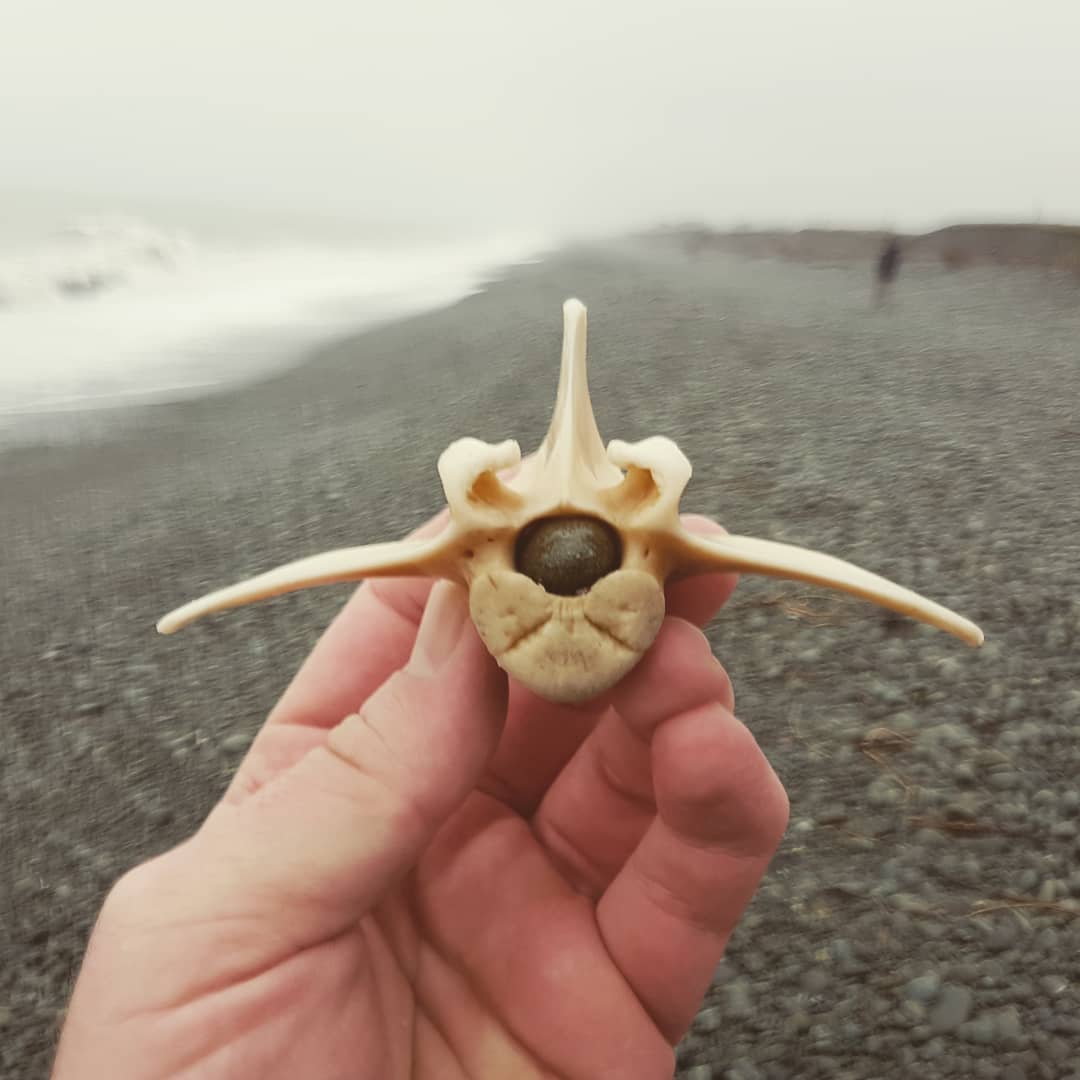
xmin=0 ymin=202 xmax=549 ymax=444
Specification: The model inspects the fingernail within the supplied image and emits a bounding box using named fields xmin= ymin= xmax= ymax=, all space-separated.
xmin=408 ymin=582 xmax=470 ymax=676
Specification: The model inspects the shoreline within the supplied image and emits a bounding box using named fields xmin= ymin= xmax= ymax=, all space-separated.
xmin=0 ymin=265 xmax=533 ymax=461
xmin=0 ymin=248 xmax=554 ymax=510
xmin=650 ymin=221 xmax=1080 ymax=274
xmin=0 ymin=216 xmax=555 ymax=461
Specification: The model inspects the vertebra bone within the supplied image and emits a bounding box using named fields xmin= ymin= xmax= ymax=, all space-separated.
xmin=159 ymin=300 xmax=983 ymax=702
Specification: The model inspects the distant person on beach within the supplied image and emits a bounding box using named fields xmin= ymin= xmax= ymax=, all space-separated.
xmin=51 ymin=513 xmax=788 ymax=1079
xmin=874 ymin=235 xmax=902 ymax=304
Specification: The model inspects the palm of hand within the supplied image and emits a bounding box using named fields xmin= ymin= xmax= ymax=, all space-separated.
xmin=321 ymin=788 xmax=675 ymax=1080
xmin=53 ymin=528 xmax=787 ymax=1080
xmin=150 ymin=793 xmax=663 ymax=1079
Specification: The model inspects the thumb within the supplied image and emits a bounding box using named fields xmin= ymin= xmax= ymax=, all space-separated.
xmin=195 ymin=582 xmax=507 ymax=943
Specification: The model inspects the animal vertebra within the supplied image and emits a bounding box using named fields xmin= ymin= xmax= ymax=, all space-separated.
xmin=159 ymin=299 xmax=983 ymax=702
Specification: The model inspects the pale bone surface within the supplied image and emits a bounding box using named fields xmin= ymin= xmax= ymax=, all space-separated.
xmin=159 ymin=299 xmax=983 ymax=703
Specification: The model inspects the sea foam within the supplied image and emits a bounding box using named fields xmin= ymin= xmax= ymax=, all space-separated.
xmin=0 ymin=214 xmax=548 ymax=430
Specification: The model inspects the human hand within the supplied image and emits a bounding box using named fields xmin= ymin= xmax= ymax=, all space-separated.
xmin=53 ymin=515 xmax=788 ymax=1080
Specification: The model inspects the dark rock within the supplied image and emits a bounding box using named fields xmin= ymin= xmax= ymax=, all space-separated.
xmin=221 ymin=732 xmax=251 ymax=754
xmin=929 ymin=985 xmax=974 ymax=1033
xmin=905 ymin=973 xmax=942 ymax=1003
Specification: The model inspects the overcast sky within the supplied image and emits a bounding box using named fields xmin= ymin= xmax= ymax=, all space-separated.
xmin=4 ymin=0 xmax=1079 ymax=236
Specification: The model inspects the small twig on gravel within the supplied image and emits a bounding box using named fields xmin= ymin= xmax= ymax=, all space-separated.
xmin=968 ymin=897 xmax=1080 ymax=919
xmin=837 ymin=826 xmax=883 ymax=846
xmin=908 ymin=816 xmax=1027 ymax=837
xmin=858 ymin=726 xmax=916 ymax=801
xmin=787 ymin=702 xmax=806 ymax=743
xmin=747 ymin=589 xmax=857 ymax=626
xmin=858 ymin=726 xmax=914 ymax=760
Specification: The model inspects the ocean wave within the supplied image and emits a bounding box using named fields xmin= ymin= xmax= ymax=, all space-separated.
xmin=0 ymin=214 xmax=549 ymax=423
xmin=0 ymin=215 xmax=195 ymax=307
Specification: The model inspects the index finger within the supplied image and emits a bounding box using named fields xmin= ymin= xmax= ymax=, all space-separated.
xmin=266 ymin=508 xmax=449 ymax=729
xmin=263 ymin=455 xmax=525 ymax=729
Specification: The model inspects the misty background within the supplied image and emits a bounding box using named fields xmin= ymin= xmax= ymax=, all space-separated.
xmin=4 ymin=0 xmax=1080 ymax=236
xmin=2 ymin=0 xmax=1079 ymax=429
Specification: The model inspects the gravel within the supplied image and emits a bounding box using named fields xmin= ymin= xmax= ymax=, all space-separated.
xmin=3 ymin=241 xmax=1080 ymax=1077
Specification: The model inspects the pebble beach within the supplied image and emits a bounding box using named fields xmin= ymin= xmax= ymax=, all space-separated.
xmin=3 ymin=239 xmax=1080 ymax=1078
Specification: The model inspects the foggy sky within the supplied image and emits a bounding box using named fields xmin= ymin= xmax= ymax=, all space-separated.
xmin=4 ymin=0 xmax=1079 ymax=235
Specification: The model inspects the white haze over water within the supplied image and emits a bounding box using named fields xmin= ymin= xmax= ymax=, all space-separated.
xmin=5 ymin=1 xmax=1077 ymax=443
xmin=0 ymin=203 xmax=550 ymax=439
xmin=5 ymin=1 xmax=1080 ymax=234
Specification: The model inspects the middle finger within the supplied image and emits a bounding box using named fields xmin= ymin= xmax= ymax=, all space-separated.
xmin=530 ymin=619 xmax=734 ymax=896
